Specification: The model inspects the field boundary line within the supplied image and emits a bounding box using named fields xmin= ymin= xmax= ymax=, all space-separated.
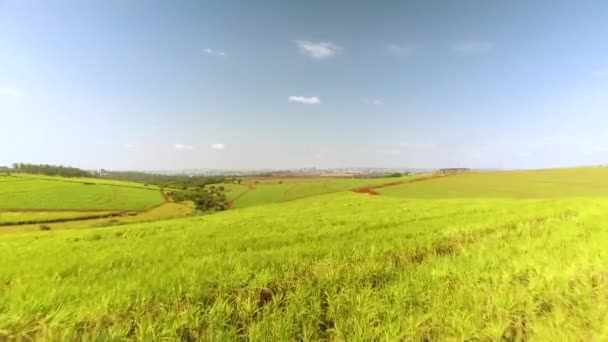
xmin=226 ymin=184 xmax=255 ymax=209
xmin=9 ymin=174 xmax=161 ymax=191
xmin=351 ymin=173 xmax=457 ymax=195
xmin=0 ymin=211 xmax=127 ymax=226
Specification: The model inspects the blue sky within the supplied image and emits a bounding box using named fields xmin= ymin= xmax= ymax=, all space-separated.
xmin=1 ymin=1 xmax=608 ymax=170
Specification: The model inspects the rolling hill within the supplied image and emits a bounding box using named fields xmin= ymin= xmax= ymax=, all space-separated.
xmin=2 ymin=168 xmax=608 ymax=339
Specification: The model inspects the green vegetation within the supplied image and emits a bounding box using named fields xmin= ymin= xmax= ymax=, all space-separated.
xmin=97 ymin=170 xmax=238 ymax=189
xmin=170 ymin=185 xmax=228 ymax=212
xmin=0 ymin=211 xmax=116 ymax=225
xmin=10 ymin=162 xmax=93 ymax=178
xmin=2 ymin=191 xmax=608 ymax=339
xmin=0 ymin=202 xmax=195 ymax=235
xmin=232 ymin=175 xmax=417 ymax=208
xmin=4 ymin=167 xmax=608 ymax=339
xmin=378 ymin=167 xmax=608 ymax=198
xmin=0 ymin=176 xmax=164 ymax=210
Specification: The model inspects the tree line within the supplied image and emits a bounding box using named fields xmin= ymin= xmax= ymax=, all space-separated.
xmin=95 ymin=170 xmax=241 ymax=190
xmin=10 ymin=163 xmax=93 ymax=178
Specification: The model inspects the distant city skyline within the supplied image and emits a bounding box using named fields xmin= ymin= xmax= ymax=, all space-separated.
xmin=2 ymin=1 xmax=608 ymax=170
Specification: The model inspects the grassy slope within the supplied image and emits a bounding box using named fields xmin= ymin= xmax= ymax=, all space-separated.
xmin=0 ymin=176 xmax=164 ymax=210
xmin=0 ymin=211 xmax=115 ymax=225
xmin=6 ymin=173 xmax=160 ymax=189
xmin=0 ymin=202 xmax=195 ymax=235
xmin=378 ymin=167 xmax=608 ymax=198
xmin=2 ymin=191 xmax=608 ymax=339
xmin=232 ymin=176 xmax=417 ymax=208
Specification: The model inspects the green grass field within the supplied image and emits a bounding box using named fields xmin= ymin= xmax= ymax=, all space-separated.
xmin=0 ymin=211 xmax=116 ymax=225
xmin=378 ymin=167 xmax=608 ymax=198
xmin=232 ymin=176 xmax=416 ymax=208
xmin=0 ymin=176 xmax=164 ymax=210
xmin=3 ymin=168 xmax=608 ymax=339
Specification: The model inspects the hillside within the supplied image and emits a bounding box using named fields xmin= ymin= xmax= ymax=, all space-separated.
xmin=2 ymin=168 xmax=608 ymax=339
xmin=377 ymin=167 xmax=608 ymax=198
xmin=0 ymin=174 xmax=168 ymax=227
xmin=227 ymin=175 xmax=420 ymax=208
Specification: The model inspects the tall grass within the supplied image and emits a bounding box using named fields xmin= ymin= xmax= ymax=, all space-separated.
xmin=1 ymin=192 xmax=607 ymax=339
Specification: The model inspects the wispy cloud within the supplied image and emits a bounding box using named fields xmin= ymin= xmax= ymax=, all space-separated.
xmin=174 ymin=143 xmax=194 ymax=150
xmin=386 ymin=44 xmax=414 ymax=56
xmin=0 ymin=86 xmax=24 ymax=97
xmin=288 ymin=96 xmax=321 ymax=104
xmin=203 ymin=48 xmax=226 ymax=57
xmin=211 ymin=143 xmax=225 ymax=150
xmin=295 ymin=40 xmax=341 ymax=59
xmin=363 ymin=98 xmax=383 ymax=106
xmin=592 ymin=69 xmax=608 ymax=76
xmin=452 ymin=42 xmax=494 ymax=54
xmin=123 ymin=143 xmax=137 ymax=151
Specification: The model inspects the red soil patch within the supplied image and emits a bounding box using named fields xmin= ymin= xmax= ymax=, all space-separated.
xmin=352 ymin=188 xmax=380 ymax=195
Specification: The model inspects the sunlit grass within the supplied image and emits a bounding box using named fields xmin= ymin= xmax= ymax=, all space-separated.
xmin=1 ymin=191 xmax=608 ymax=340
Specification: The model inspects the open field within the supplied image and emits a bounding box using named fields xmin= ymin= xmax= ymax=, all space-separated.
xmin=3 ymin=183 xmax=608 ymax=339
xmin=0 ymin=211 xmax=116 ymax=225
xmin=231 ymin=175 xmax=420 ymax=208
xmin=0 ymin=202 xmax=195 ymax=235
xmin=3 ymin=168 xmax=608 ymax=339
xmin=0 ymin=176 xmax=164 ymax=210
xmin=378 ymin=167 xmax=608 ymax=198
xmin=1 ymin=173 xmax=160 ymax=189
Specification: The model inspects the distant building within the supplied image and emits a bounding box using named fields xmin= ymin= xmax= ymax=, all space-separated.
xmin=438 ymin=168 xmax=470 ymax=174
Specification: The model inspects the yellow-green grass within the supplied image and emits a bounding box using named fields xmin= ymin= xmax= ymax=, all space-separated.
xmin=0 ymin=211 xmax=116 ymax=225
xmin=0 ymin=177 xmax=164 ymax=210
xmin=9 ymin=173 xmax=159 ymax=189
xmin=378 ymin=167 xmax=608 ymax=198
xmin=1 ymin=192 xmax=607 ymax=339
xmin=232 ymin=175 xmax=418 ymax=208
xmin=0 ymin=202 xmax=195 ymax=234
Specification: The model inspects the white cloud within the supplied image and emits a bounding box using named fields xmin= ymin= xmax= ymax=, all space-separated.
xmin=211 ymin=143 xmax=225 ymax=150
xmin=363 ymin=98 xmax=383 ymax=106
xmin=0 ymin=86 xmax=24 ymax=97
xmin=174 ymin=143 xmax=194 ymax=150
xmin=452 ymin=42 xmax=494 ymax=54
xmin=288 ymin=96 xmax=321 ymax=104
xmin=592 ymin=69 xmax=608 ymax=76
xmin=295 ymin=40 xmax=341 ymax=59
xmin=124 ymin=143 xmax=137 ymax=151
xmin=386 ymin=44 xmax=414 ymax=56
xmin=203 ymin=48 xmax=226 ymax=57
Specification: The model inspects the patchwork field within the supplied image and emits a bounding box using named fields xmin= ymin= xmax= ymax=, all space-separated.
xmin=3 ymin=168 xmax=608 ymax=339
xmin=230 ymin=175 xmax=419 ymax=208
xmin=2 ymin=191 xmax=608 ymax=339
xmin=0 ymin=175 xmax=164 ymax=211
xmin=378 ymin=167 xmax=608 ymax=198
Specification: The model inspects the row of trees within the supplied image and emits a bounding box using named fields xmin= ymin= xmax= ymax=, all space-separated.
xmin=96 ymin=170 xmax=241 ymax=190
xmin=10 ymin=163 xmax=93 ymax=178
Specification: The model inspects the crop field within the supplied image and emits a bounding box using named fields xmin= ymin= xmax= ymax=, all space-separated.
xmin=231 ymin=175 xmax=419 ymax=208
xmin=3 ymin=168 xmax=608 ymax=339
xmin=0 ymin=202 xmax=195 ymax=235
xmin=378 ymin=167 xmax=608 ymax=198
xmin=6 ymin=173 xmax=160 ymax=189
xmin=0 ymin=176 xmax=164 ymax=210
xmin=0 ymin=211 xmax=115 ymax=225
xmin=3 ymin=167 xmax=608 ymax=339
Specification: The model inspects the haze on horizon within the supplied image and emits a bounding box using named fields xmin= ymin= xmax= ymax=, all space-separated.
xmin=2 ymin=1 xmax=608 ymax=171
